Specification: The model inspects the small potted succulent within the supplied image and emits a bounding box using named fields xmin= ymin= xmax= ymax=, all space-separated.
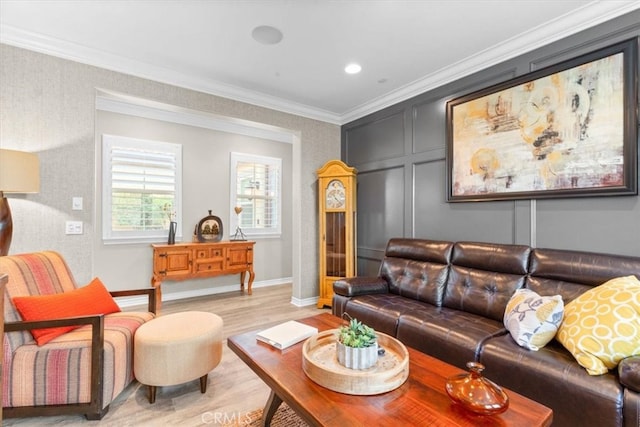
xmin=337 ymin=316 xmax=378 ymax=369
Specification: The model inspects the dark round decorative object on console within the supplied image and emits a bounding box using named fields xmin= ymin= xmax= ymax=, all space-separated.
xmin=196 ymin=210 xmax=223 ymax=242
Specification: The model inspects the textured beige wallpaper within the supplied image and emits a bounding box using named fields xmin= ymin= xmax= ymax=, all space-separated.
xmin=0 ymin=43 xmax=340 ymax=301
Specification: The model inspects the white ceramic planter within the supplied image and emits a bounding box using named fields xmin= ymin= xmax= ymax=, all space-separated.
xmin=336 ymin=340 xmax=378 ymax=370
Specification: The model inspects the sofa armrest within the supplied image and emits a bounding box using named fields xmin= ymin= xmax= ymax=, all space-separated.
xmin=333 ymin=276 xmax=389 ymax=297
xmin=110 ymin=287 xmax=158 ymax=315
xmin=619 ymin=356 xmax=640 ymax=393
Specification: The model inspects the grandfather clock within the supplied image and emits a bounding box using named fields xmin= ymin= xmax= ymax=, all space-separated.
xmin=317 ymin=160 xmax=357 ymax=308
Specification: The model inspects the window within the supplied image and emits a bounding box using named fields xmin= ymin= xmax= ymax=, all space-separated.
xmin=230 ymin=153 xmax=281 ymax=238
xmin=102 ymin=134 xmax=182 ymax=242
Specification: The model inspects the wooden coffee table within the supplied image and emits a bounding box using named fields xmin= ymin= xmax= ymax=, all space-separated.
xmin=227 ymin=313 xmax=552 ymax=426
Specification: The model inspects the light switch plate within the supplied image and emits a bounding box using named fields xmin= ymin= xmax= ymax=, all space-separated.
xmin=65 ymin=221 xmax=83 ymax=235
xmin=72 ymin=197 xmax=83 ymax=211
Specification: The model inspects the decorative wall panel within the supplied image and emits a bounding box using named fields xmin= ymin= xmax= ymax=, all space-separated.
xmin=345 ymin=112 xmax=405 ymax=164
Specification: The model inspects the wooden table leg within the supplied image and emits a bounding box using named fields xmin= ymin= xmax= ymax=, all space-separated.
xmin=247 ymin=270 xmax=255 ymax=295
xmin=261 ymin=390 xmax=283 ymax=427
xmin=240 ymin=270 xmax=255 ymax=295
xmin=150 ymin=278 xmax=162 ymax=313
xmin=148 ymin=385 xmax=157 ymax=404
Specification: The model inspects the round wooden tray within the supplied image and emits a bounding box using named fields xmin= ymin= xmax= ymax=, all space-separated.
xmin=302 ymin=329 xmax=409 ymax=395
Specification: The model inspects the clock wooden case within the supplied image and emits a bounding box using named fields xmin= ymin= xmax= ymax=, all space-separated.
xmin=316 ymin=160 xmax=357 ymax=308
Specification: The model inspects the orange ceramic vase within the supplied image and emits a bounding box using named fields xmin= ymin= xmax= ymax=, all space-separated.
xmin=445 ymin=361 xmax=509 ymax=415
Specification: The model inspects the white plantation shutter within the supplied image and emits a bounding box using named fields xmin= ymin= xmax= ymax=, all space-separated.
xmin=230 ymin=153 xmax=281 ymax=237
xmin=102 ymin=134 xmax=182 ymax=241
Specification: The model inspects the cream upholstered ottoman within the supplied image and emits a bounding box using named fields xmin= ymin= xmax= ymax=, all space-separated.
xmin=134 ymin=311 xmax=223 ymax=403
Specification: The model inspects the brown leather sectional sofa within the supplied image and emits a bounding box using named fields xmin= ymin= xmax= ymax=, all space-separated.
xmin=332 ymin=238 xmax=640 ymax=427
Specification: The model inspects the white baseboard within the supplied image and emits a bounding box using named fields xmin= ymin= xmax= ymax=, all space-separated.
xmin=115 ymin=277 xmax=294 ymax=308
xmin=290 ymin=295 xmax=319 ymax=307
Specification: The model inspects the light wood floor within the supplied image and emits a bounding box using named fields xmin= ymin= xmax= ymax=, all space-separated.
xmin=4 ymin=284 xmax=329 ymax=426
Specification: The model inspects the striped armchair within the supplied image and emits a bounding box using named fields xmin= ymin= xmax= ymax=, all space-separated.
xmin=1 ymin=251 xmax=157 ymax=420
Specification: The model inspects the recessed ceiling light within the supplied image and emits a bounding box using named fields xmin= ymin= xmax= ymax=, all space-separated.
xmin=345 ymin=63 xmax=362 ymax=74
xmin=252 ymin=25 xmax=283 ymax=45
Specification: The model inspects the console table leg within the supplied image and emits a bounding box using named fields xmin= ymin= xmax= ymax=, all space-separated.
xmin=150 ymin=278 xmax=162 ymax=313
xmin=240 ymin=271 xmax=246 ymax=292
xmin=248 ymin=270 xmax=255 ymax=295
xmin=261 ymin=390 xmax=282 ymax=427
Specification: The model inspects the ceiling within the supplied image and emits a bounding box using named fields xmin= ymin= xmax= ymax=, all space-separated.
xmin=1 ymin=1 xmax=639 ymax=125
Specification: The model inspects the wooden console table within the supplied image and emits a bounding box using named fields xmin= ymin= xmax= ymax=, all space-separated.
xmin=151 ymin=241 xmax=255 ymax=311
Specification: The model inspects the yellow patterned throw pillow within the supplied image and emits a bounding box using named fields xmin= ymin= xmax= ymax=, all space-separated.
xmin=557 ymin=275 xmax=640 ymax=375
xmin=504 ymin=289 xmax=564 ymax=351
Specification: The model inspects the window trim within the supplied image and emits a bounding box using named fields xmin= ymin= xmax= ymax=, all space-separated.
xmin=102 ymin=134 xmax=183 ymax=244
xmin=229 ymin=152 xmax=282 ymax=238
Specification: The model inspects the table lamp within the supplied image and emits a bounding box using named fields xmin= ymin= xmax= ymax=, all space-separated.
xmin=0 ymin=149 xmax=40 ymax=256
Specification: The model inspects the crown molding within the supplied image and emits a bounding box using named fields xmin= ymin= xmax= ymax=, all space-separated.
xmin=0 ymin=25 xmax=342 ymax=125
xmin=2 ymin=1 xmax=639 ymax=126
xmin=339 ymin=1 xmax=640 ymax=124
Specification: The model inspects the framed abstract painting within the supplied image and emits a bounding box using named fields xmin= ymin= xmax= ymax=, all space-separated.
xmin=446 ymin=38 xmax=638 ymax=202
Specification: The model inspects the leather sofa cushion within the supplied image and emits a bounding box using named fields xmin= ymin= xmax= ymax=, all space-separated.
xmin=333 ymin=276 xmax=389 ymax=297
xmin=525 ymin=276 xmax=592 ymax=304
xmin=443 ymin=242 xmax=530 ymax=322
xmin=381 ymin=258 xmax=449 ymax=306
xmin=619 ymin=356 xmax=640 ymax=392
xmin=342 ymin=293 xmax=422 ymax=336
xmin=384 ymin=238 xmax=453 ymax=263
xmin=444 ymin=266 xmax=526 ymax=322
xmin=480 ymin=334 xmax=624 ymax=427
xmin=451 ymin=241 xmax=530 ymax=274
xmin=397 ymin=307 xmax=506 ymax=370
xmin=528 ymin=248 xmax=640 ymax=303
xmin=623 ymin=388 xmax=640 ymax=427
xmin=380 ymin=238 xmax=453 ymax=306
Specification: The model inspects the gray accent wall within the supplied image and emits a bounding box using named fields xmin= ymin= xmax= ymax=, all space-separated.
xmin=343 ymin=11 xmax=640 ymax=276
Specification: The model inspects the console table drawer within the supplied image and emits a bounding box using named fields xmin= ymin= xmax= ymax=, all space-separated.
xmin=196 ymin=248 xmax=223 ymax=259
xmin=195 ymin=260 xmax=224 ymax=273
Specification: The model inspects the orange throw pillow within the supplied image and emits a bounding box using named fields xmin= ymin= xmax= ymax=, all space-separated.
xmin=12 ymin=277 xmax=121 ymax=345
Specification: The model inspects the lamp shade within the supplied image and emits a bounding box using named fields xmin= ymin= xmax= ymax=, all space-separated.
xmin=0 ymin=149 xmax=39 ymax=256
xmin=0 ymin=149 xmax=40 ymax=193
